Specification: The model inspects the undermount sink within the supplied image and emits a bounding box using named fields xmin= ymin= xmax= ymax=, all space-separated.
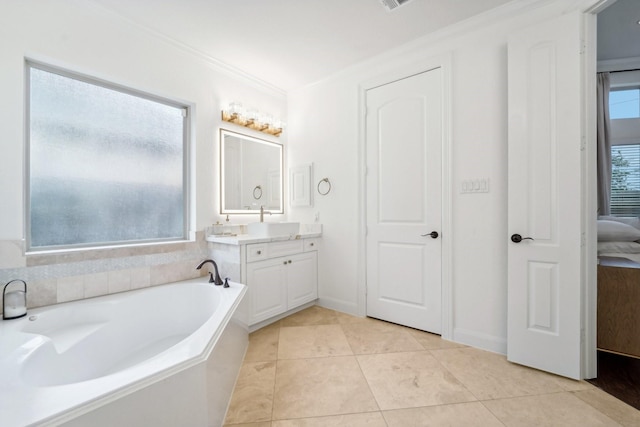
xmin=247 ymin=222 xmax=300 ymax=237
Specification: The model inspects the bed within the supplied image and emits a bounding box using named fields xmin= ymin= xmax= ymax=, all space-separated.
xmin=597 ymin=217 xmax=640 ymax=359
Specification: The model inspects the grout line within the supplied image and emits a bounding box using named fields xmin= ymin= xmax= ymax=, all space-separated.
xmin=425 ymin=347 xmax=484 ymax=404
xmin=353 ymin=351 xmax=384 ymax=413
xmin=270 ymin=320 xmax=282 ymax=422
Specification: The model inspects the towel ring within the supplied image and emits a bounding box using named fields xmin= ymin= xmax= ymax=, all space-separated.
xmin=253 ymin=185 xmax=263 ymax=200
xmin=317 ymin=178 xmax=331 ymax=196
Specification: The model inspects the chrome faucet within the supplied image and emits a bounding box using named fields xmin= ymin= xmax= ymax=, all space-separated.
xmin=260 ymin=205 xmax=272 ymax=223
xmin=196 ymin=259 xmax=223 ymax=286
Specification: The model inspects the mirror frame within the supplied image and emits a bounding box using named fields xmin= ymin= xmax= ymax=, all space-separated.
xmin=220 ymin=128 xmax=284 ymax=215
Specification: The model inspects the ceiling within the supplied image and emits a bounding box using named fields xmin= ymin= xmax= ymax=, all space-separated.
xmin=89 ymin=0 xmax=513 ymax=92
xmin=598 ymin=0 xmax=640 ymax=62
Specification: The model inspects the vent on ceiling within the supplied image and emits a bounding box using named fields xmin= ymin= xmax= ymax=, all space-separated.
xmin=379 ymin=0 xmax=413 ymax=12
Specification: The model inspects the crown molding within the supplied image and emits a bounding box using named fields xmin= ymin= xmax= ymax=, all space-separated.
xmin=83 ymin=0 xmax=286 ymax=98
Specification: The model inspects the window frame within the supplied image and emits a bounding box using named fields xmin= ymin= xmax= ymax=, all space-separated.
xmin=25 ymin=60 xmax=191 ymax=253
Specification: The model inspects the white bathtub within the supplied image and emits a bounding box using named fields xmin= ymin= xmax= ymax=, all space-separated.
xmin=0 ymin=277 xmax=247 ymax=427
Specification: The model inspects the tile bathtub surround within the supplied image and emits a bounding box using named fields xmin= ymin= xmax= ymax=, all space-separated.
xmin=224 ymin=306 xmax=640 ymax=427
xmin=0 ymin=232 xmax=210 ymax=315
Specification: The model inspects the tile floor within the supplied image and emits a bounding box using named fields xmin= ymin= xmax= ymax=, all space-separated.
xmin=223 ymin=306 xmax=640 ymax=426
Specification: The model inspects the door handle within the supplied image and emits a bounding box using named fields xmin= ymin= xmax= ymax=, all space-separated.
xmin=421 ymin=231 xmax=439 ymax=239
xmin=511 ymin=234 xmax=534 ymax=243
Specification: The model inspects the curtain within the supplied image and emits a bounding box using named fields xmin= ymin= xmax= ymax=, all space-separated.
xmin=597 ymin=72 xmax=612 ymax=216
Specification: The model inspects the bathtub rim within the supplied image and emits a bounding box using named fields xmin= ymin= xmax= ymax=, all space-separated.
xmin=0 ymin=277 xmax=247 ymax=427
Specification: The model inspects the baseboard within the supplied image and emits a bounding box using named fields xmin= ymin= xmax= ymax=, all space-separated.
xmin=316 ymin=297 xmax=359 ymax=317
xmin=453 ymin=327 xmax=507 ymax=355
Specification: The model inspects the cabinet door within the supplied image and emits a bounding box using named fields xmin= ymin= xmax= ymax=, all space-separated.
xmin=246 ymin=258 xmax=288 ymax=324
xmin=287 ymin=252 xmax=318 ymax=308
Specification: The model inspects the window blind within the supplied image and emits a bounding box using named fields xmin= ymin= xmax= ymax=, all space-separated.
xmin=611 ymin=144 xmax=640 ymax=216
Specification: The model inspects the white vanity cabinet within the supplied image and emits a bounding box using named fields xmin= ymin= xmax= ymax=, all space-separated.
xmin=245 ymin=239 xmax=318 ymax=325
xmin=207 ymin=229 xmax=321 ymax=328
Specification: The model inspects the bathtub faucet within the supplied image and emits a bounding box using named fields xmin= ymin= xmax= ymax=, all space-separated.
xmin=196 ymin=259 xmax=224 ymax=286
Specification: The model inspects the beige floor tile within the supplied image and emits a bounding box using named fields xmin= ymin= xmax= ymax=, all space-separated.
xmin=334 ymin=311 xmax=370 ymax=324
xmin=224 ymin=423 xmax=272 ymax=427
xmin=407 ymin=328 xmax=467 ymax=350
xmin=272 ymin=412 xmax=386 ymax=426
xmin=551 ymin=376 xmax=595 ymax=392
xmin=573 ymin=388 xmax=640 ymax=427
xmin=342 ymin=319 xmax=424 ymax=354
xmin=483 ymin=392 xmax=621 ymax=426
xmin=430 ymin=347 xmax=567 ymax=400
xmin=383 ymin=402 xmax=504 ymax=427
xmin=279 ymin=306 xmax=339 ymax=327
xmin=225 ymin=361 xmax=277 ymax=425
xmin=278 ymin=325 xmax=352 ymax=359
xmin=245 ymin=323 xmax=281 ymax=362
xmin=357 ymin=351 xmax=477 ymax=410
xmin=273 ymin=356 xmax=379 ymax=419
xmin=228 ymin=308 xmax=635 ymax=426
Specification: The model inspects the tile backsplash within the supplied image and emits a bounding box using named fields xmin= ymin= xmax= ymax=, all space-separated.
xmin=0 ymin=232 xmax=209 ymax=315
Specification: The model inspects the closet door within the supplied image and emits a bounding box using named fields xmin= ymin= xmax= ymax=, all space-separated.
xmin=365 ymin=67 xmax=443 ymax=333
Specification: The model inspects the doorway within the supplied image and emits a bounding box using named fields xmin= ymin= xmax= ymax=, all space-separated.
xmin=589 ymin=0 xmax=640 ymax=408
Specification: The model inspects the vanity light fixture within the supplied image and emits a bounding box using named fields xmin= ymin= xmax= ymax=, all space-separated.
xmin=221 ymin=102 xmax=285 ymax=137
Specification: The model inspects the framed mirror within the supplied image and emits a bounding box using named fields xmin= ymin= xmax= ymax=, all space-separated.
xmin=220 ymin=129 xmax=283 ymax=214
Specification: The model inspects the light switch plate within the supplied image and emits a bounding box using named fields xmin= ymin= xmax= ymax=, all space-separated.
xmin=461 ymin=178 xmax=489 ymax=194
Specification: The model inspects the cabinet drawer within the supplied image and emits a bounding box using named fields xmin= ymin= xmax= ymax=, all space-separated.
xmin=304 ymin=238 xmax=319 ymax=252
xmin=246 ymin=244 xmax=268 ymax=262
xmin=268 ymin=240 xmax=304 ymax=258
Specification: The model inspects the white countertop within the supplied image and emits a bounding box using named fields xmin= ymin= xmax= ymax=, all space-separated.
xmin=206 ymin=231 xmax=322 ymax=245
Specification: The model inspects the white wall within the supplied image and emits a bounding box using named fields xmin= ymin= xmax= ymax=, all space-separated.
xmin=0 ymin=0 xmax=286 ymax=319
xmin=287 ymin=0 xmax=585 ymax=354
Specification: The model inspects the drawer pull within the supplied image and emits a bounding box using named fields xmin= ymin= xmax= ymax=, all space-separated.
xmin=257 ymin=250 xmax=262 ymax=255
xmin=310 ymin=243 xmax=314 ymax=247
xmin=283 ymin=261 xmax=287 ymax=265
xmin=288 ymin=260 xmax=292 ymax=264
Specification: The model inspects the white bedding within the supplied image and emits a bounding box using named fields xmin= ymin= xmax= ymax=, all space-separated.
xmin=599 ymin=252 xmax=640 ymax=264
xmin=597 ymin=217 xmax=640 ymax=263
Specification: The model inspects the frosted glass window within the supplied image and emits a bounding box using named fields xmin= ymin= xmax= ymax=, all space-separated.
xmin=27 ymin=64 xmax=188 ymax=250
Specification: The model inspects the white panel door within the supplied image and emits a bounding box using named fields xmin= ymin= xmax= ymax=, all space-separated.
xmin=366 ymin=68 xmax=443 ymax=333
xmin=507 ymin=12 xmax=583 ymax=379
